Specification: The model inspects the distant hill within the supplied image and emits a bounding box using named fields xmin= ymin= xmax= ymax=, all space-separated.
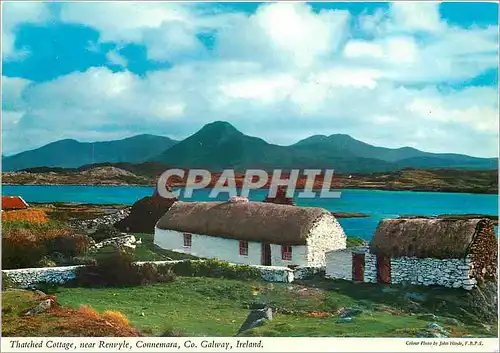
xmin=150 ymin=121 xmax=399 ymax=173
xmin=292 ymin=134 xmax=498 ymax=169
xmin=150 ymin=121 xmax=496 ymax=173
xmin=2 ymin=121 xmax=497 ymax=173
xmin=2 ymin=135 xmax=177 ymax=171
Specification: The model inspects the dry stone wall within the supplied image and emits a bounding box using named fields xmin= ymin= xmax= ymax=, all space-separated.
xmin=3 ymin=261 xmax=320 ymax=288
xmin=389 ymin=256 xmax=476 ymax=290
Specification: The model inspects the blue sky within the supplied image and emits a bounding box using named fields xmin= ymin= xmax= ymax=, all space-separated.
xmin=2 ymin=1 xmax=499 ymax=157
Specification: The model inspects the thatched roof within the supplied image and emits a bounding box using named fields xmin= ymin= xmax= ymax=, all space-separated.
xmin=155 ymin=201 xmax=332 ymax=245
xmin=370 ymin=218 xmax=488 ymax=259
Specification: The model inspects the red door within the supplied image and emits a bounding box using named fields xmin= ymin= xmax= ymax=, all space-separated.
xmin=352 ymin=253 xmax=365 ymax=282
xmin=261 ymin=243 xmax=271 ymax=266
xmin=376 ymin=256 xmax=391 ymax=285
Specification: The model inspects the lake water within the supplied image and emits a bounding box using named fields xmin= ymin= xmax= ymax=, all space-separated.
xmin=2 ymin=185 xmax=498 ymax=240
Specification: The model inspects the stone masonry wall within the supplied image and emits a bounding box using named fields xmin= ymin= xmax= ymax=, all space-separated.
xmin=390 ymin=256 xmax=476 ymax=290
xmin=2 ymin=261 xmax=300 ymax=288
xmin=363 ymin=252 xmax=378 ymax=283
xmin=306 ymin=214 xmax=347 ymax=267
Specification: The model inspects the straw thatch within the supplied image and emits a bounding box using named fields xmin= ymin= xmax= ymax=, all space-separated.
xmin=156 ymin=201 xmax=332 ymax=245
xmin=369 ymin=218 xmax=490 ymax=259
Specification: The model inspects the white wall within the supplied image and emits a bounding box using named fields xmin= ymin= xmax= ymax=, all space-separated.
xmin=154 ymin=229 xmax=261 ymax=265
xmin=154 ymin=228 xmax=309 ymax=266
xmin=270 ymin=244 xmax=308 ymax=267
xmin=325 ymin=249 xmax=353 ymax=281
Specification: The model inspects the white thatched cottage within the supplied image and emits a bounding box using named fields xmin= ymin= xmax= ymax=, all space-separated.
xmin=325 ymin=217 xmax=498 ymax=290
xmin=154 ymin=201 xmax=346 ymax=267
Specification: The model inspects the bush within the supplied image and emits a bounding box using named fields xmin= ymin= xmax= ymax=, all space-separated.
xmin=74 ymin=247 xmax=176 ymax=288
xmin=90 ymin=224 xmax=121 ymax=242
xmin=2 ymin=220 xmax=89 ymax=269
xmin=2 ymin=228 xmax=47 ymax=269
xmin=47 ymin=234 xmax=90 ymax=258
xmin=171 ymin=259 xmax=261 ymax=280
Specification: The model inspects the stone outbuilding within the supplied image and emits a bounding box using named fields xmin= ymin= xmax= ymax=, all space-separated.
xmin=325 ymin=217 xmax=498 ymax=290
xmin=154 ymin=200 xmax=347 ymax=267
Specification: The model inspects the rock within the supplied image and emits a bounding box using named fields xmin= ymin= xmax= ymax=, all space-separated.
xmin=417 ymin=313 xmax=439 ymax=321
xmin=442 ymin=317 xmax=460 ymax=326
xmin=23 ymin=299 xmax=53 ymax=316
xmin=463 ymin=279 xmax=477 ymax=286
xmin=237 ymin=305 xmax=273 ymax=334
xmin=426 ymin=322 xmax=448 ymax=335
xmin=339 ymin=307 xmax=363 ymax=318
xmin=337 ymin=317 xmax=353 ymax=323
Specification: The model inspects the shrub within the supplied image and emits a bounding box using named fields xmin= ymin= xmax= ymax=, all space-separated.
xmin=47 ymin=234 xmax=90 ymax=258
xmin=90 ymin=224 xmax=121 ymax=242
xmin=2 ymin=228 xmax=47 ymax=269
xmin=74 ymin=247 xmax=176 ymax=288
xmin=2 ymin=220 xmax=89 ymax=269
xmin=102 ymin=311 xmax=130 ymax=327
xmin=170 ymin=259 xmax=261 ymax=280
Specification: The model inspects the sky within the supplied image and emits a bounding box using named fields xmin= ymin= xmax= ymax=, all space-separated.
xmin=1 ymin=1 xmax=499 ymax=158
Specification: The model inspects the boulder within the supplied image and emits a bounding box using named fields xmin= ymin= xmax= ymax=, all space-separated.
xmin=23 ymin=299 xmax=53 ymax=316
xmin=237 ymin=304 xmax=273 ymax=334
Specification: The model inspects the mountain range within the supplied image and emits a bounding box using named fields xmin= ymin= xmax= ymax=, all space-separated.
xmin=2 ymin=121 xmax=497 ymax=173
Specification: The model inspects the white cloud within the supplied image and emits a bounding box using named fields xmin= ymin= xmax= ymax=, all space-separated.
xmin=60 ymin=2 xmax=228 ymax=62
xmin=106 ymin=49 xmax=128 ymax=68
xmin=389 ymin=2 xmax=444 ymax=33
xmin=216 ymin=2 xmax=350 ymax=68
xmin=2 ymin=2 xmax=51 ymax=61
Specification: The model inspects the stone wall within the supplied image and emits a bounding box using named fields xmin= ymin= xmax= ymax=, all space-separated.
xmin=363 ymin=252 xmax=378 ymax=283
xmin=390 ymin=256 xmax=476 ymax=290
xmin=294 ymin=266 xmax=325 ymax=280
xmin=3 ymin=265 xmax=83 ymax=289
xmin=2 ymin=260 xmax=301 ymax=288
xmin=306 ymin=214 xmax=347 ymax=267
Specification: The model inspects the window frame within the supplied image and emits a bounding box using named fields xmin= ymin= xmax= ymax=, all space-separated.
xmin=183 ymin=233 xmax=192 ymax=247
xmin=281 ymin=245 xmax=292 ymax=261
xmin=239 ymin=240 xmax=249 ymax=256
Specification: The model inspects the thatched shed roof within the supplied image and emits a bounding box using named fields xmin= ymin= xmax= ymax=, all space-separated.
xmin=370 ymin=218 xmax=488 ymax=259
xmin=155 ymin=201 xmax=332 ymax=245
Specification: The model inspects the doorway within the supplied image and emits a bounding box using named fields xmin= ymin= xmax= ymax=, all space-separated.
xmin=261 ymin=243 xmax=271 ymax=266
xmin=352 ymin=253 xmax=365 ymax=282
xmin=376 ymin=256 xmax=391 ymax=285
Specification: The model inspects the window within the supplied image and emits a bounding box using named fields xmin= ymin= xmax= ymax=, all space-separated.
xmin=183 ymin=233 xmax=192 ymax=247
xmin=281 ymin=245 xmax=292 ymax=261
xmin=239 ymin=240 xmax=248 ymax=256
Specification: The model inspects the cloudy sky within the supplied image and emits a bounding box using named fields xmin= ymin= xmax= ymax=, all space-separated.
xmin=2 ymin=1 xmax=499 ymax=157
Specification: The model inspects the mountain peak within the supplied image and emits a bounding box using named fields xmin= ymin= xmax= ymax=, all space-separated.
xmin=197 ymin=121 xmax=241 ymax=136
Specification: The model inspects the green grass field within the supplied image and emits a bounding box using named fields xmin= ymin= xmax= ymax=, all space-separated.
xmin=30 ymin=277 xmax=494 ymax=338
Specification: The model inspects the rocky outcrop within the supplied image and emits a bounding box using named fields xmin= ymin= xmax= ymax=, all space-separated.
xmin=90 ymin=235 xmax=142 ymax=250
xmin=237 ymin=304 xmax=273 ymax=334
xmin=71 ymin=208 xmax=131 ymax=231
xmin=114 ymin=194 xmax=177 ymax=234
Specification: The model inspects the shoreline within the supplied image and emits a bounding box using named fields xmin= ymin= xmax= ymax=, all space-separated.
xmin=2 ymin=183 xmax=498 ymax=195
